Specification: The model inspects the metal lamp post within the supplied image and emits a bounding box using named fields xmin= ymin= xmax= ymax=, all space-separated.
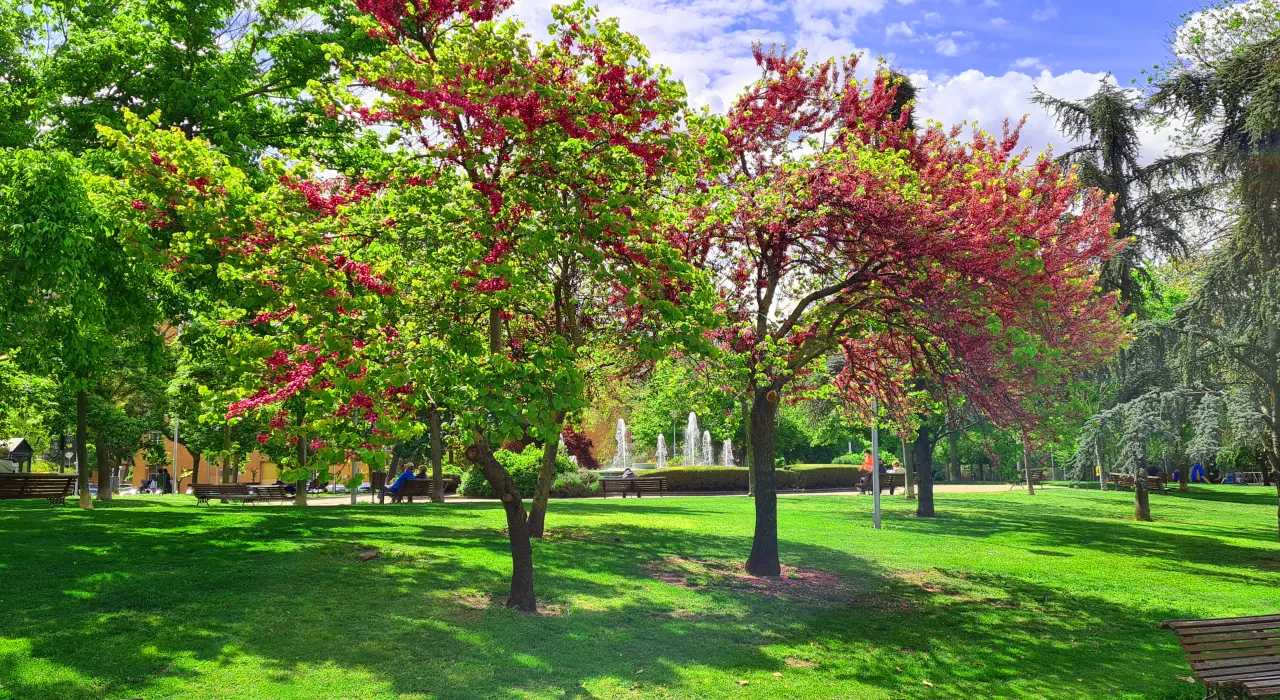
xmin=871 ymin=396 xmax=881 ymax=530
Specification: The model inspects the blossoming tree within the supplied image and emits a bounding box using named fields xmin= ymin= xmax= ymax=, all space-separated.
xmin=698 ymin=46 xmax=1125 ymax=576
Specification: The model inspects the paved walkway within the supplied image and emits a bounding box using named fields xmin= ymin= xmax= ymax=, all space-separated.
xmin=298 ymin=482 xmax=1041 ymax=506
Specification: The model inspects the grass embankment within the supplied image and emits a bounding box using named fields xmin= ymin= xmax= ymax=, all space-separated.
xmin=0 ymin=486 xmax=1275 ymax=698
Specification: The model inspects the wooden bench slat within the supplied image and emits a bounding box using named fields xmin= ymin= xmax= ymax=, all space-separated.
xmin=1183 ymin=632 xmax=1280 ymax=648
xmin=1185 ymin=636 xmax=1280 ymax=653
xmin=1191 ymin=647 xmax=1280 ymax=662
xmin=1163 ymin=614 xmax=1280 ymax=629
xmin=1194 ymin=659 xmax=1280 ymax=676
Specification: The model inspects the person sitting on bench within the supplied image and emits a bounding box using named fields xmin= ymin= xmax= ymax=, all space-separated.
xmin=622 ymin=467 xmax=636 ymax=479
xmin=382 ymin=467 xmax=416 ymax=502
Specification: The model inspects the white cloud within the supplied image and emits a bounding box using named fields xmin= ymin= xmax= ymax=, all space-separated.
xmin=991 ymin=16 xmax=1008 ymax=27
xmin=498 ymin=0 xmax=1175 ymax=164
xmin=885 ymin=21 xmax=915 ymax=41
xmin=1031 ymin=3 xmax=1058 ymax=21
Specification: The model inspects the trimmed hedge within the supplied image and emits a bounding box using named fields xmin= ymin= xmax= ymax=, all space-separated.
xmin=644 ymin=467 xmax=749 ymax=491
xmin=643 ymin=464 xmax=868 ymax=492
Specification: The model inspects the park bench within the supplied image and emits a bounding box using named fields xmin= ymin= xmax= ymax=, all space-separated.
xmin=600 ymin=477 xmax=667 ymax=498
xmin=192 ymin=483 xmax=258 ymax=505
xmin=250 ymin=485 xmax=292 ymax=503
xmin=857 ymin=472 xmax=905 ymax=494
xmin=379 ymin=478 xmax=433 ymax=503
xmin=1108 ymin=472 xmax=1169 ymax=493
xmin=0 ymin=474 xmax=77 ymax=506
xmin=1161 ymin=613 xmax=1280 ymax=697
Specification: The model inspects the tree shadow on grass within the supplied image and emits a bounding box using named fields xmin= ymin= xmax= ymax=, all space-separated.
xmin=0 ymin=500 xmax=1219 ymax=700
xmin=1164 ymin=487 xmax=1277 ymax=507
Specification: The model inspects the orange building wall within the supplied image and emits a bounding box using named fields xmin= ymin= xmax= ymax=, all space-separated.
xmin=126 ymin=438 xmax=371 ymax=491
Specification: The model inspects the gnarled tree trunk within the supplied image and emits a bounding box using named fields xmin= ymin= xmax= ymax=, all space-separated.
xmin=746 ymin=384 xmax=781 ymax=577
xmin=466 ymin=436 xmax=536 ymax=611
xmin=528 ymin=410 xmax=567 ymax=538
xmin=914 ymin=425 xmax=935 ymax=518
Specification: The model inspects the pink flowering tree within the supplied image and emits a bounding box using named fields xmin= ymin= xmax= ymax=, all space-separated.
xmin=97 ymin=114 xmax=416 ymax=503
xmin=325 ymin=0 xmax=714 ymax=609
xmin=692 ymin=46 xmax=1125 ymax=576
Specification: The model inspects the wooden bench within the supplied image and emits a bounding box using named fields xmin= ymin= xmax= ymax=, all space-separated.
xmin=1161 ymin=614 xmax=1280 ymax=697
xmin=380 ymin=478 xmax=432 ymax=503
xmin=1108 ymin=472 xmax=1169 ymax=493
xmin=600 ymin=477 xmax=667 ymax=498
xmin=0 ymin=474 xmax=76 ymax=506
xmin=250 ymin=485 xmax=292 ymax=503
xmin=858 ymin=472 xmax=905 ymax=494
xmin=192 ymin=483 xmax=258 ymax=505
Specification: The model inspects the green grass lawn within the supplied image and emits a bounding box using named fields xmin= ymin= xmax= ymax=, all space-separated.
xmin=1 ymin=486 xmax=1277 ymax=699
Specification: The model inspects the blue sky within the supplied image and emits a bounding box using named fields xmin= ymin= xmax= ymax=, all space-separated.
xmin=506 ymin=0 xmax=1198 ymax=157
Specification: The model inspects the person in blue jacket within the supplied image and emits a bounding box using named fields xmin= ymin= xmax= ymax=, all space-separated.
xmin=380 ymin=465 xmax=416 ymax=503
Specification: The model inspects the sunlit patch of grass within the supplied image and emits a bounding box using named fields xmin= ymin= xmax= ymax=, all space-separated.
xmin=0 ymin=487 xmax=1274 ymax=698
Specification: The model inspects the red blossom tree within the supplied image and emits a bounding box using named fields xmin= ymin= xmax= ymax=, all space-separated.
xmin=695 ymin=46 xmax=1125 ymax=576
xmin=335 ymin=0 xmax=713 ymax=610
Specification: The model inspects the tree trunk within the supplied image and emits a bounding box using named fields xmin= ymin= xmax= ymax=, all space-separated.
xmin=76 ymin=390 xmax=92 ymax=510
xmin=746 ymin=385 xmax=782 ymax=577
xmin=902 ymin=437 xmax=915 ymax=499
xmin=466 ymin=436 xmax=536 ymax=611
xmin=528 ymin=411 xmax=567 ymax=538
xmin=914 ymin=425 xmax=935 ymax=518
xmin=1134 ymin=478 xmax=1152 ymax=521
xmin=742 ymin=395 xmax=755 ymax=496
xmin=1178 ymin=458 xmax=1189 ymax=492
xmin=430 ymin=405 xmax=444 ymax=503
xmin=294 ymin=438 xmax=308 ymax=507
xmin=95 ymin=427 xmax=113 ymax=501
xmin=190 ymin=451 xmax=201 ymax=490
xmin=948 ymin=429 xmax=960 ymax=482
xmin=1023 ymin=436 xmax=1035 ymax=496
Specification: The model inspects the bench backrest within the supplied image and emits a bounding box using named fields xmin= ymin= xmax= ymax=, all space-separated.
xmin=601 ymin=477 xmax=667 ymax=491
xmin=877 ymin=473 xmax=906 ymax=488
xmin=0 ymin=474 xmax=77 ymax=499
xmin=254 ymin=485 xmax=290 ymax=500
xmin=193 ymin=484 xmax=252 ymax=497
xmin=1027 ymin=469 xmax=1045 ymax=483
xmin=396 ymin=479 xmax=433 ymax=496
xmin=1161 ymin=614 xmax=1280 ymax=684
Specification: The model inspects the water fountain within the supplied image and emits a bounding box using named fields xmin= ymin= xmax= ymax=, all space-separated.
xmin=701 ymin=430 xmax=713 ymax=467
xmin=684 ymin=412 xmax=700 ymax=465
xmin=611 ymin=419 xmax=631 ymax=471
xmin=721 ymin=439 xmax=734 ymax=467
xmin=655 ymin=434 xmax=668 ymax=469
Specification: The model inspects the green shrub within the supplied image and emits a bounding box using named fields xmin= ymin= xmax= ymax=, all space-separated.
xmin=550 ymin=469 xmax=599 ymax=498
xmin=637 ymin=464 xmax=869 ymax=492
xmin=790 ymin=464 xmax=863 ymax=489
xmin=458 ymin=445 xmax=576 ymax=498
xmin=830 ymin=453 xmax=861 ymax=465
xmin=645 ymin=467 xmax=749 ymax=491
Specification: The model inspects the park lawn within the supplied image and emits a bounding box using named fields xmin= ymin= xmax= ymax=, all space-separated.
xmin=0 ymin=487 xmax=1277 ymax=699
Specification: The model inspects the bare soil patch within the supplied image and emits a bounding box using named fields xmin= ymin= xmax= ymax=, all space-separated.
xmin=643 ymin=556 xmax=846 ymax=599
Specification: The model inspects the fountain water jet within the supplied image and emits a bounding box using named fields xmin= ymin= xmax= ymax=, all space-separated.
xmin=721 ymin=440 xmax=734 ymax=467
xmin=684 ymin=412 xmax=700 ymax=465
xmin=701 ymin=430 xmax=713 ymax=467
xmin=611 ymin=419 xmax=631 ymax=471
xmin=655 ymin=434 xmax=668 ymax=469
